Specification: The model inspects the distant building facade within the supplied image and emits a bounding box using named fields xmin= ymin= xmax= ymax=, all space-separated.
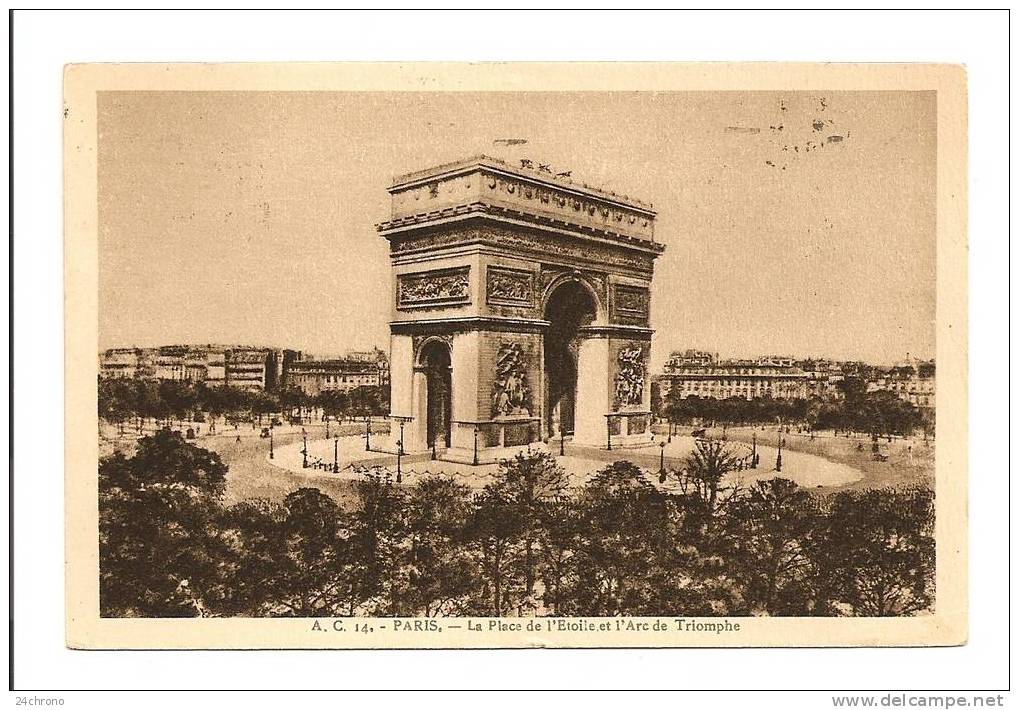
xmin=656 ymin=349 xmax=936 ymax=408
xmin=285 ymin=349 xmax=390 ymax=397
xmin=795 ymin=358 xmax=846 ymax=399
xmin=152 ymin=345 xmax=189 ymax=381
xmin=286 ymin=360 xmax=382 ymax=397
xmin=657 ymin=350 xmax=812 ymax=401
xmin=867 ymin=357 xmax=935 ymax=411
xmin=97 ymin=347 xmax=153 ymax=379
xmin=99 ymin=345 xmax=301 ymax=392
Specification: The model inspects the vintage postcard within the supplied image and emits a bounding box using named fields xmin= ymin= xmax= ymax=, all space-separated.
xmin=64 ymin=62 xmax=967 ymax=649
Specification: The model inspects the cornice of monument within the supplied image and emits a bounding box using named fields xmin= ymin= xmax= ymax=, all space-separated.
xmin=390 ymin=316 xmax=552 ymax=335
xmin=376 ymin=201 xmax=666 ymax=257
xmin=389 ymin=317 xmax=655 ymax=340
xmin=577 ymin=324 xmax=654 ymax=339
xmin=389 ymin=154 xmax=656 ymax=215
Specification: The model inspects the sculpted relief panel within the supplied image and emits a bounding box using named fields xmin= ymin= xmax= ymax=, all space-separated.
xmin=397 ymin=267 xmax=470 ymax=309
xmin=487 ymin=266 xmax=534 ymax=306
xmin=614 ymin=343 xmax=648 ymax=409
xmin=492 ymin=342 xmax=532 ymax=417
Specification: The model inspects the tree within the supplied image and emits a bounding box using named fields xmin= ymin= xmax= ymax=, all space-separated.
xmin=496 ymin=451 xmax=570 ymax=596
xmin=98 ymin=377 xmax=135 ymax=433
xmin=157 ymin=379 xmax=197 ymax=426
xmin=347 ymin=385 xmax=389 ymax=418
xmin=678 ymin=439 xmax=749 ymax=517
xmin=398 ymin=476 xmax=477 ymax=616
xmin=213 ymin=498 xmax=286 ymax=616
xmin=133 ymin=379 xmax=165 ymax=428
xmin=464 ymin=484 xmax=526 ymax=616
xmin=345 ymin=473 xmax=407 ymax=615
xmin=535 ymin=496 xmax=581 ymax=616
xmin=317 ymin=389 xmax=350 ymax=421
xmin=271 ymin=488 xmax=349 ymax=616
xmin=99 ymin=430 xmax=228 ymax=617
xmin=808 ymin=487 xmax=934 ymax=616
xmin=277 ymin=386 xmax=309 ymax=422
xmin=569 ymin=461 xmax=673 ymax=616
xmin=723 ymin=478 xmax=817 ymax=615
xmin=250 ymin=391 xmax=276 ymax=426
xmin=650 ymin=380 xmax=663 ymax=418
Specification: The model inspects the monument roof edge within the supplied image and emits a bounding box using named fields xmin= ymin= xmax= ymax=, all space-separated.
xmin=389 ymin=155 xmax=657 ymax=215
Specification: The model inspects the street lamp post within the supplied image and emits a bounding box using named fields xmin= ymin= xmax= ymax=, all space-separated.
xmin=559 ymin=431 xmax=565 ymax=457
xmin=751 ymin=432 xmax=758 ymax=469
xmin=269 ymin=426 xmax=274 ymax=460
xmin=472 ymin=425 xmax=479 ymax=466
xmin=302 ymin=433 xmax=308 ymax=469
xmin=364 ymin=417 xmax=371 ymax=452
xmin=326 ymin=416 xmax=330 ymax=439
xmin=776 ymin=435 xmax=783 ymax=472
xmin=659 ymin=441 xmax=666 ymax=475
xmin=333 ymin=438 xmax=339 ymax=473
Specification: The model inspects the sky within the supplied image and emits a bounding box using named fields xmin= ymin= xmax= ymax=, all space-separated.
xmin=97 ymin=90 xmax=936 ymax=369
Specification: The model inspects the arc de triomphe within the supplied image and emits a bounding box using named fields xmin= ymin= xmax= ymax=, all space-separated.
xmin=377 ymin=156 xmax=665 ymax=463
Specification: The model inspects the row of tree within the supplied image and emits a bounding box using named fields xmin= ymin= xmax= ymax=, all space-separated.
xmin=98 ymin=377 xmax=390 ymax=430
xmin=99 ymin=432 xmax=935 ymax=619
xmin=656 ymin=393 xmax=812 ymax=428
xmin=656 ymin=377 xmax=928 ymax=437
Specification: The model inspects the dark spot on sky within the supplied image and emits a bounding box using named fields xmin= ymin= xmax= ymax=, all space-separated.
xmin=813 ymin=120 xmax=825 ymax=132
xmin=827 ymin=135 xmax=844 ymax=143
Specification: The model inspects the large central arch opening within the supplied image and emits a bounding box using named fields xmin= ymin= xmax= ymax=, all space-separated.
xmin=544 ymin=280 xmax=597 ymax=438
xmin=420 ymin=340 xmax=452 ymax=448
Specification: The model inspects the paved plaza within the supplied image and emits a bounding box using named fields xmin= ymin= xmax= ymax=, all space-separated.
xmin=264 ymin=431 xmax=863 ymax=494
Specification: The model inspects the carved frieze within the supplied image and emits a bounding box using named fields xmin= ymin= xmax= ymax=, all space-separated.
xmin=614 ymin=343 xmax=648 ymax=408
xmin=487 ymin=266 xmax=534 ymax=306
xmin=397 ymin=267 xmax=470 ymax=309
xmin=491 ymin=230 xmax=655 ymax=273
xmin=492 ymin=342 xmax=532 ymax=417
xmin=389 ymin=227 xmax=483 ymax=255
xmin=390 ymin=223 xmax=656 ymax=275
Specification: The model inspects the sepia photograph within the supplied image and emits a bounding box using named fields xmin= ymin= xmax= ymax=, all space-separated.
xmin=62 ymin=61 xmax=968 ymax=650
